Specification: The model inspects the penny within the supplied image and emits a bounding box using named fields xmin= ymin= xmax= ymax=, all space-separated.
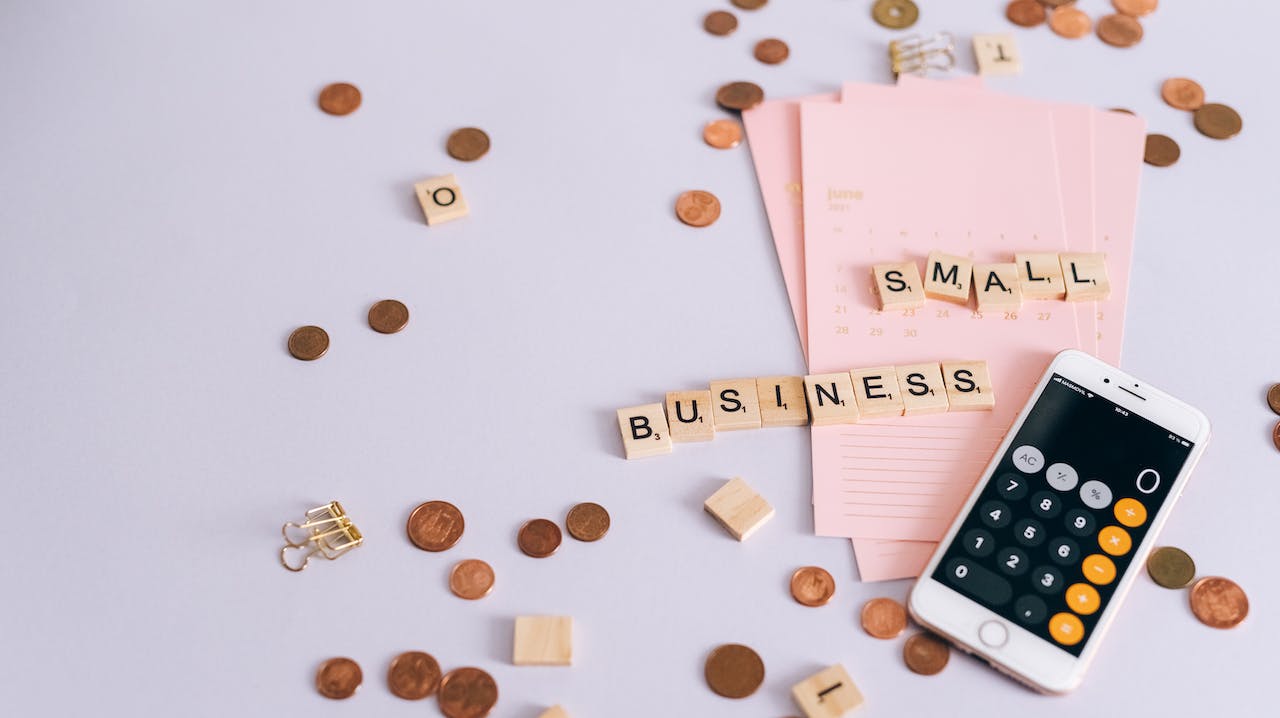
xmin=704 ymin=10 xmax=738 ymax=36
xmin=387 ymin=651 xmax=442 ymax=700
xmin=1113 ymin=0 xmax=1158 ymax=17
xmin=449 ymin=559 xmax=495 ymax=600
xmin=407 ymin=501 xmax=465 ymax=552
xmin=565 ymin=502 xmax=611 ymax=542
xmin=1048 ymin=6 xmax=1091 ymax=39
xmin=1143 ymin=134 xmax=1180 ymax=167
xmin=731 ymin=0 xmax=767 ymax=10
xmin=789 ymin=566 xmax=836 ymax=607
xmin=754 ymin=38 xmax=790 ymax=65
xmin=517 ymin=518 xmax=562 ymax=558
xmin=438 ymin=667 xmax=499 ymax=718
xmin=318 ymin=82 xmax=361 ymax=116
xmin=1267 ymin=384 xmax=1280 ymax=415
xmin=1193 ymin=103 xmax=1243 ymax=140
xmin=1096 ymin=13 xmax=1143 ymax=47
xmin=675 ymin=190 xmax=722 ymax=227
xmin=1161 ymin=78 xmax=1205 ymax=111
xmin=861 ymin=597 xmax=908 ymax=639
xmin=903 ymin=632 xmax=950 ymax=675
xmin=368 ymin=299 xmax=409 ymax=334
xmin=1040 ymin=0 xmax=1075 ymax=7
xmin=1109 ymin=108 xmax=1135 ymax=115
xmin=715 ymin=81 xmax=765 ymax=112
xmin=872 ymin=0 xmax=919 ymax=30
xmin=446 ymin=127 xmax=490 ymax=162
xmin=703 ymin=119 xmax=743 ymax=150
xmin=704 ymin=643 xmax=765 ymax=699
xmin=1146 ymin=546 xmax=1196 ymax=589
xmin=1189 ymin=576 xmax=1249 ymax=629
xmin=1273 ymin=419 xmax=1280 ymax=452
xmin=316 ymin=657 xmax=363 ymax=699
xmin=1005 ymin=0 xmax=1046 ymax=27
xmin=288 ymin=325 xmax=329 ymax=361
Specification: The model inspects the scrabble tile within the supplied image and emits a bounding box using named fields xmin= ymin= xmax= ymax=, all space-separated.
xmin=538 ymin=707 xmax=571 ymax=718
xmin=709 ymin=378 xmax=763 ymax=431
xmin=616 ymin=403 xmax=672 ymax=459
xmin=792 ymin=664 xmax=865 ymax=718
xmin=1060 ymin=252 xmax=1111 ymax=301
xmin=973 ymin=33 xmax=1021 ymax=76
xmin=871 ymin=262 xmax=926 ymax=311
xmin=703 ymin=477 xmax=774 ymax=541
xmin=895 ymin=362 xmax=950 ymax=416
xmin=757 ymin=376 xmax=809 ymax=427
xmin=414 ymin=174 xmax=469 ymax=225
xmin=513 ymin=616 xmax=572 ymax=666
xmin=923 ymin=251 xmax=973 ymax=304
xmin=849 ymin=366 xmax=905 ymax=418
xmin=942 ymin=360 xmax=996 ymax=412
xmin=1016 ymin=252 xmax=1066 ymax=300
xmin=804 ymin=373 xmax=861 ymax=426
xmin=665 ymin=390 xmax=715 ymax=443
xmin=973 ymin=263 xmax=1023 ymax=313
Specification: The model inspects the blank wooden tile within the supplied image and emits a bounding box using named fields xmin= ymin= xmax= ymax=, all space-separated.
xmin=665 ymin=390 xmax=715 ymax=442
xmin=849 ymin=366 xmax=905 ymax=418
xmin=757 ymin=376 xmax=809 ymax=427
xmin=973 ymin=33 xmax=1021 ymax=76
xmin=537 ymin=707 xmax=571 ymax=718
xmin=414 ymin=174 xmax=470 ymax=225
xmin=923 ymin=251 xmax=973 ymax=304
xmin=513 ymin=616 xmax=572 ymax=666
xmin=1016 ymin=252 xmax=1066 ymax=300
xmin=792 ymin=664 xmax=864 ymax=718
xmin=709 ymin=378 xmax=763 ymax=431
xmin=703 ymin=477 xmax=774 ymax=541
xmin=804 ymin=373 xmax=860 ymax=426
xmin=1060 ymin=252 xmax=1111 ymax=301
xmin=895 ymin=362 xmax=950 ymax=416
xmin=973 ymin=263 xmax=1023 ymax=313
xmin=871 ymin=262 xmax=926 ymax=311
xmin=616 ymin=403 xmax=673 ymax=459
xmin=942 ymin=360 xmax=996 ymax=412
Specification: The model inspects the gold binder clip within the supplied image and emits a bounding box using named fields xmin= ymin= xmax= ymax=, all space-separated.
xmin=889 ymin=32 xmax=956 ymax=77
xmin=280 ymin=501 xmax=364 ymax=572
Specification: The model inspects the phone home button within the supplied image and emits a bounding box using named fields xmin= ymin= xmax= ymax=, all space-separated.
xmin=979 ymin=620 xmax=1009 ymax=648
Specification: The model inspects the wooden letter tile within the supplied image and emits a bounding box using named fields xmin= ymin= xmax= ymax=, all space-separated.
xmin=703 ymin=477 xmax=774 ymax=541
xmin=537 ymin=707 xmax=571 ymax=718
xmin=871 ymin=262 xmax=926 ymax=311
xmin=792 ymin=664 xmax=865 ymax=718
xmin=757 ymin=376 xmax=809 ymax=427
xmin=513 ymin=616 xmax=572 ymax=666
xmin=973 ymin=33 xmax=1021 ymax=76
xmin=804 ymin=373 xmax=860 ymax=426
xmin=1060 ymin=252 xmax=1111 ymax=301
xmin=923 ymin=251 xmax=973 ymax=304
xmin=895 ymin=362 xmax=950 ymax=416
xmin=665 ymin=390 xmax=715 ymax=443
xmin=849 ymin=366 xmax=904 ymax=418
xmin=1016 ymin=252 xmax=1065 ymax=300
xmin=942 ymin=360 xmax=996 ymax=412
xmin=414 ymin=174 xmax=469 ymax=225
xmin=616 ymin=403 xmax=672 ymax=459
xmin=973 ymin=263 xmax=1023 ymax=313
xmin=710 ymin=378 xmax=762 ymax=431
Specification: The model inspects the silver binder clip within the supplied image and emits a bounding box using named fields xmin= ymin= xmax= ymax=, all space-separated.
xmin=889 ymin=32 xmax=956 ymax=77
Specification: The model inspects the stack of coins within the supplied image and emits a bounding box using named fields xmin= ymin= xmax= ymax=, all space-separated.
xmin=1161 ymin=78 xmax=1243 ymax=141
xmin=1007 ymin=0 xmax=1155 ymax=48
xmin=1146 ymin=546 xmax=1249 ymax=629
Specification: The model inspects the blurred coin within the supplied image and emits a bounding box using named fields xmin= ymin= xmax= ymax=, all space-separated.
xmin=387 ymin=651 xmax=441 ymax=700
xmin=449 ymin=559 xmax=495 ymax=600
xmin=518 ymin=518 xmax=562 ymax=557
xmin=1273 ymin=420 xmax=1280 ymax=452
xmin=704 ymin=643 xmax=765 ymax=698
xmin=1049 ymin=6 xmax=1091 ymax=39
xmin=1143 ymin=134 xmax=1180 ymax=167
xmin=565 ymin=502 xmax=611 ymax=542
xmin=407 ymin=501 xmax=465 ymax=552
xmin=716 ymin=81 xmax=765 ymax=111
xmin=1189 ymin=576 xmax=1249 ymax=629
xmin=731 ymin=0 xmax=767 ymax=9
xmin=1267 ymin=384 xmax=1280 ymax=415
xmin=861 ymin=597 xmax=908 ymax=639
xmin=903 ymin=632 xmax=950 ymax=675
xmin=1194 ymin=103 xmax=1243 ymax=139
xmin=1040 ymin=0 xmax=1074 ymax=7
xmin=675 ymin=190 xmax=721 ymax=227
xmin=316 ymin=657 xmax=363 ymax=699
xmin=1096 ymin=13 xmax=1143 ymax=47
xmin=1006 ymin=0 xmax=1046 ymax=27
xmin=1113 ymin=0 xmax=1158 ymax=17
xmin=704 ymin=10 xmax=738 ymax=36
xmin=703 ymin=119 xmax=743 ymax=149
xmin=1109 ymin=108 xmax=1135 ymax=115
xmin=1146 ymin=546 xmax=1196 ymax=588
xmin=438 ymin=667 xmax=499 ymax=718
xmin=790 ymin=566 xmax=836 ymax=607
xmin=318 ymin=83 xmax=361 ymax=116
xmin=754 ymin=38 xmax=790 ymax=65
xmin=447 ymin=127 xmax=490 ymax=161
xmin=872 ymin=0 xmax=919 ymax=30
xmin=368 ymin=299 xmax=409 ymax=334
xmin=1161 ymin=78 xmax=1206 ymax=111
xmin=288 ymin=325 xmax=329 ymax=361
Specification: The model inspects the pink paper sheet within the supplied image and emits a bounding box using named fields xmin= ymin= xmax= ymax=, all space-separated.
xmin=1091 ymin=109 xmax=1146 ymax=364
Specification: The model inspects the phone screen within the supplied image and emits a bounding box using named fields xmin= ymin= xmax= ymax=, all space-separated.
xmin=930 ymin=374 xmax=1195 ymax=656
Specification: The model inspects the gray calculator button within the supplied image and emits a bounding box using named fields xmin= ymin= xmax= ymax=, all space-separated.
xmin=1045 ymin=462 xmax=1079 ymax=491
xmin=1080 ymin=480 xmax=1113 ymax=509
xmin=1012 ymin=445 xmax=1044 ymax=474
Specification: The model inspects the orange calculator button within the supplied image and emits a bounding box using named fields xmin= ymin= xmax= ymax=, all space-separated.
xmin=1049 ymin=612 xmax=1085 ymax=646
xmin=1082 ymin=554 xmax=1116 ymax=585
xmin=1065 ymin=582 xmax=1101 ymax=615
xmin=1098 ymin=525 xmax=1132 ymax=556
xmin=1113 ymin=498 xmax=1147 ymax=528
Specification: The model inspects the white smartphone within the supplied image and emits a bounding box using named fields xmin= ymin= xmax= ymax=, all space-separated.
xmin=909 ymin=349 xmax=1210 ymax=694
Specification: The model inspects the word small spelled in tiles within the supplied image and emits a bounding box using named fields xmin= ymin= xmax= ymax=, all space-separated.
xmin=873 ymin=251 xmax=1110 ymax=314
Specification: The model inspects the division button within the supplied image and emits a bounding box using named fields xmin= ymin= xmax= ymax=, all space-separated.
xmin=1113 ymin=497 xmax=1147 ymax=527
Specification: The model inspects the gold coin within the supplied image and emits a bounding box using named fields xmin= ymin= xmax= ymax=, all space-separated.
xmin=903 ymin=632 xmax=950 ymax=675
xmin=1143 ymin=134 xmax=1180 ymax=167
xmin=860 ymin=597 xmax=908 ymax=639
xmin=704 ymin=643 xmax=765 ymax=699
xmin=754 ymin=38 xmax=790 ymax=65
xmin=565 ymin=502 xmax=611 ymax=542
xmin=288 ymin=325 xmax=329 ymax=361
xmin=316 ymin=657 xmax=363 ymax=699
xmin=407 ymin=501 xmax=465 ymax=552
xmin=437 ymin=667 xmax=499 ymax=718
xmin=731 ymin=0 xmax=767 ymax=10
xmin=446 ymin=127 xmax=490 ymax=161
xmin=1049 ymin=6 xmax=1091 ymax=39
xmin=387 ymin=651 xmax=441 ymax=700
xmin=368 ymin=299 xmax=410 ymax=334
xmin=1096 ymin=13 xmax=1143 ymax=47
xmin=1005 ymin=0 xmax=1046 ymax=28
xmin=517 ymin=518 xmax=562 ymax=558
xmin=675 ymin=190 xmax=721 ymax=227
xmin=1267 ymin=384 xmax=1280 ymax=415
xmin=715 ymin=81 xmax=765 ymax=112
xmin=703 ymin=119 xmax=743 ymax=150
xmin=1194 ymin=103 xmax=1243 ymax=140
xmin=1161 ymin=77 xmax=1205 ymax=111
xmin=789 ymin=566 xmax=836 ymax=607
xmin=704 ymin=10 xmax=738 ymax=36
xmin=318 ymin=83 xmax=361 ymax=116
xmin=1146 ymin=546 xmax=1196 ymax=589
xmin=449 ymin=559 xmax=495 ymax=600
xmin=1189 ymin=576 xmax=1249 ymax=629
xmin=1113 ymin=0 xmax=1158 ymax=17
xmin=872 ymin=0 xmax=919 ymax=30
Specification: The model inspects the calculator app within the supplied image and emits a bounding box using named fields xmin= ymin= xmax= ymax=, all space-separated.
xmin=931 ymin=374 xmax=1195 ymax=656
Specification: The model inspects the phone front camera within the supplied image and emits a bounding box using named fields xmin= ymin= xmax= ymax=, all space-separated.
xmin=1103 ymin=378 xmax=1110 ymax=383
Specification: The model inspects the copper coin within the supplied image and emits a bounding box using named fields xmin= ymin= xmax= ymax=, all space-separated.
xmin=703 ymin=119 xmax=743 ymax=150
xmin=1040 ymin=0 xmax=1075 ymax=7
xmin=903 ymin=632 xmax=950 ymax=675
xmin=318 ymin=83 xmax=361 ymax=116
xmin=1161 ymin=78 xmax=1205 ymax=111
xmin=704 ymin=10 xmax=738 ymax=36
xmin=731 ymin=0 xmax=767 ymax=10
xmin=316 ymin=657 xmax=363 ymax=699
xmin=565 ymin=502 xmax=611 ymax=542
xmin=1146 ymin=546 xmax=1196 ymax=589
xmin=1049 ymin=6 xmax=1091 ymax=39
xmin=387 ymin=651 xmax=442 ymax=700
xmin=1189 ymin=576 xmax=1249 ymax=629
xmin=675 ymin=190 xmax=722 ymax=227
xmin=1194 ymin=103 xmax=1243 ymax=140
xmin=872 ymin=0 xmax=919 ymax=30
xmin=1109 ymin=107 xmax=1135 ymax=115
xmin=407 ymin=501 xmax=465 ymax=552
xmin=1096 ymin=13 xmax=1143 ymax=47
xmin=754 ymin=38 xmax=790 ymax=65
xmin=789 ymin=566 xmax=836 ymax=607
xmin=438 ymin=667 xmax=499 ymax=718
xmin=1113 ymin=0 xmax=1158 ymax=17
xmin=860 ymin=597 xmax=908 ymax=639
xmin=1273 ymin=419 xmax=1280 ymax=452
xmin=1267 ymin=384 xmax=1280 ymax=415
xmin=368 ymin=299 xmax=409 ymax=334
xmin=704 ymin=643 xmax=765 ymax=699
xmin=518 ymin=518 xmax=562 ymax=557
xmin=715 ymin=81 xmax=765 ymax=112
xmin=1143 ymin=134 xmax=1180 ymax=167
xmin=449 ymin=559 xmax=495 ymax=600
xmin=288 ymin=325 xmax=329 ymax=361
xmin=1006 ymin=0 xmax=1046 ymax=27
xmin=446 ymin=127 xmax=490 ymax=162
